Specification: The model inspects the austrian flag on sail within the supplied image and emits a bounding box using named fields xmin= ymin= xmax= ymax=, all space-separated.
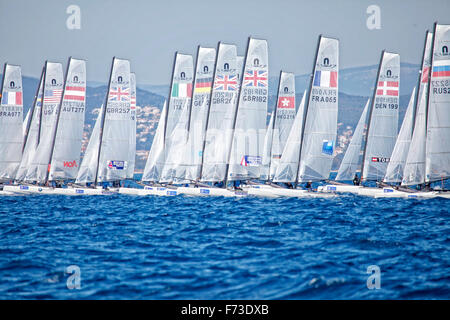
xmin=64 ymin=86 xmax=85 ymax=101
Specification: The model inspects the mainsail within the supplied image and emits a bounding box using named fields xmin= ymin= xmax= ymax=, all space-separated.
xmin=227 ymin=38 xmax=269 ymax=181
xmin=126 ymin=72 xmax=137 ymax=179
xmin=160 ymin=53 xmax=194 ymax=183
xmin=16 ymin=69 xmax=44 ymax=181
xmin=269 ymin=71 xmax=296 ymax=180
xmin=273 ymin=91 xmax=306 ymax=182
xmin=0 ymin=64 xmax=24 ymax=180
xmin=97 ymin=57 xmax=132 ymax=183
xmin=298 ymin=36 xmax=339 ymax=182
xmin=361 ymin=51 xmax=400 ymax=181
xmin=26 ymin=61 xmax=64 ymax=183
xmin=49 ymin=58 xmax=87 ymax=181
xmin=184 ymin=47 xmax=216 ymax=181
xmin=200 ymin=43 xmax=240 ymax=182
xmin=402 ymin=31 xmax=433 ymax=186
xmin=141 ymin=101 xmax=167 ymax=182
xmin=425 ymin=23 xmax=450 ymax=183
xmin=260 ymin=111 xmax=274 ymax=180
xmin=75 ymin=105 xmax=103 ymax=184
xmin=335 ymin=99 xmax=369 ymax=181
xmin=383 ymin=87 xmax=416 ymax=183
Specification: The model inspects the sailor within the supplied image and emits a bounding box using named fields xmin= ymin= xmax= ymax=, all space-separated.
xmin=285 ymin=182 xmax=294 ymax=189
xmin=305 ymin=181 xmax=312 ymax=191
xmin=353 ymin=174 xmax=360 ymax=186
xmin=233 ymin=180 xmax=242 ymax=191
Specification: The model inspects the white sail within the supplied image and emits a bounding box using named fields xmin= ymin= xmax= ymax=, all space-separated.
xmin=402 ymin=31 xmax=433 ymax=186
xmin=97 ymin=57 xmax=132 ymax=182
xmin=298 ymin=36 xmax=339 ymax=182
xmin=273 ymin=91 xmax=306 ymax=182
xmin=228 ymin=38 xmax=269 ymax=181
xmin=16 ymin=70 xmax=44 ymax=181
xmin=142 ymin=101 xmax=167 ymax=182
xmin=201 ymin=43 xmax=240 ymax=182
xmin=49 ymin=58 xmax=86 ymax=181
xmin=335 ymin=99 xmax=369 ymax=181
xmin=384 ymin=87 xmax=416 ymax=183
xmin=260 ymin=111 xmax=274 ymax=180
xmin=0 ymin=64 xmax=24 ymax=180
xmin=269 ymin=72 xmax=296 ymax=180
xmin=160 ymin=53 xmax=194 ymax=183
xmin=362 ymin=51 xmax=400 ymax=181
xmin=126 ymin=72 xmax=137 ymax=179
xmin=75 ymin=105 xmax=103 ymax=184
xmin=26 ymin=62 xmax=64 ymax=183
xmin=426 ymin=23 xmax=450 ymax=183
xmin=23 ymin=109 xmax=30 ymax=139
xmin=184 ymin=47 xmax=216 ymax=181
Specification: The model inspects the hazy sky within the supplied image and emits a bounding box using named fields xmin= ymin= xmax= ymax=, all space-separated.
xmin=1 ymin=0 xmax=448 ymax=84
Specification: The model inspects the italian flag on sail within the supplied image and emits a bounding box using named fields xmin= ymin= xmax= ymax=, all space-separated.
xmin=172 ymin=82 xmax=192 ymax=98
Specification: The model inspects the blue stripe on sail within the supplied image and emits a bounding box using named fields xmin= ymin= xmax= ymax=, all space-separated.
xmin=313 ymin=71 xmax=321 ymax=86
xmin=433 ymin=65 xmax=450 ymax=72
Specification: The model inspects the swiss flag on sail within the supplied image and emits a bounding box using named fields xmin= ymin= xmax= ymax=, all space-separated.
xmin=377 ymin=81 xmax=398 ymax=96
xmin=277 ymin=96 xmax=295 ymax=109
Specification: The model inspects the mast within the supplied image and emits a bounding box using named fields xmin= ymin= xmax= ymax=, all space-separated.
xmin=411 ymin=31 xmax=430 ymax=136
xmin=22 ymin=67 xmax=45 ymax=153
xmin=294 ymin=35 xmax=321 ymax=187
xmin=224 ymin=37 xmax=250 ymax=188
xmin=94 ymin=57 xmax=115 ymax=186
xmin=361 ymin=50 xmax=384 ymax=182
xmin=198 ymin=43 xmax=220 ymax=182
xmin=44 ymin=57 xmax=71 ymax=184
xmin=267 ymin=70 xmax=283 ymax=181
xmin=425 ymin=23 xmax=437 ymax=143
xmin=163 ymin=52 xmax=178 ymax=143
xmin=186 ymin=46 xmax=200 ymax=135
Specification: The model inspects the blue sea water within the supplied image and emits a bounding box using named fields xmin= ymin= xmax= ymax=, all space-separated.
xmin=0 ymin=192 xmax=449 ymax=300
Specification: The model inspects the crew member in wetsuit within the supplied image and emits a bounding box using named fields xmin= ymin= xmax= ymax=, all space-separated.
xmin=353 ymin=174 xmax=360 ymax=186
xmin=285 ymin=182 xmax=294 ymax=189
xmin=305 ymin=181 xmax=312 ymax=191
xmin=233 ymin=180 xmax=242 ymax=190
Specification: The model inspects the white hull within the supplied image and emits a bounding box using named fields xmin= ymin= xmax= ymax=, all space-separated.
xmin=317 ymin=184 xmax=362 ymax=194
xmin=244 ymin=184 xmax=335 ymax=198
xmin=176 ymin=186 xmax=247 ymax=197
xmin=119 ymin=186 xmax=177 ymax=196
xmin=2 ymin=185 xmax=113 ymax=195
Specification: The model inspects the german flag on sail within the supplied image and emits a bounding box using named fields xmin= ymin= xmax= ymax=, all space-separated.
xmin=194 ymin=77 xmax=212 ymax=93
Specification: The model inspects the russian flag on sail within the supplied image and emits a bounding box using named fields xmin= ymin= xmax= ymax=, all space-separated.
xmin=432 ymin=60 xmax=450 ymax=78
xmin=1 ymin=91 xmax=22 ymax=105
xmin=64 ymin=86 xmax=85 ymax=101
xmin=314 ymin=70 xmax=337 ymax=88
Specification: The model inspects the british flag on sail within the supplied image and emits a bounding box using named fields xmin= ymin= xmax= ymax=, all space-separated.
xmin=377 ymin=81 xmax=399 ymax=96
xmin=109 ymin=86 xmax=130 ymax=101
xmin=214 ymin=75 xmax=238 ymax=91
xmin=243 ymin=70 xmax=268 ymax=87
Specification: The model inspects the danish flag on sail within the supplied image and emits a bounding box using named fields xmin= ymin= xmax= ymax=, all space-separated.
xmin=377 ymin=81 xmax=399 ymax=96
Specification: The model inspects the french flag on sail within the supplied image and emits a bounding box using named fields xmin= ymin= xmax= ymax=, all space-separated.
xmin=314 ymin=70 xmax=337 ymax=88
xmin=1 ymin=91 xmax=22 ymax=105
xmin=432 ymin=60 xmax=450 ymax=78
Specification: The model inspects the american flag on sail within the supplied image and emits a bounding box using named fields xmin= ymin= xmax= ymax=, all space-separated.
xmin=64 ymin=86 xmax=85 ymax=101
xmin=244 ymin=70 xmax=268 ymax=87
xmin=377 ymin=81 xmax=399 ymax=96
xmin=109 ymin=86 xmax=130 ymax=101
xmin=44 ymin=89 xmax=63 ymax=104
xmin=214 ymin=75 xmax=238 ymax=91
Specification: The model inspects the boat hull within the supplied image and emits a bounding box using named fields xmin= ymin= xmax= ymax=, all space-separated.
xmin=2 ymin=185 xmax=112 ymax=195
xmin=176 ymin=187 xmax=247 ymax=197
xmin=119 ymin=186 xmax=177 ymax=196
xmin=317 ymin=184 xmax=362 ymax=194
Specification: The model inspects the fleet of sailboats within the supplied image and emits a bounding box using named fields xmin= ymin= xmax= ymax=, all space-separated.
xmin=1 ymin=25 xmax=449 ymax=198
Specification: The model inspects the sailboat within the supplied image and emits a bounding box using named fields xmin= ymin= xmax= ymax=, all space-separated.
xmin=0 ymin=63 xmax=24 ymax=195
xmin=72 ymin=57 xmax=133 ymax=194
